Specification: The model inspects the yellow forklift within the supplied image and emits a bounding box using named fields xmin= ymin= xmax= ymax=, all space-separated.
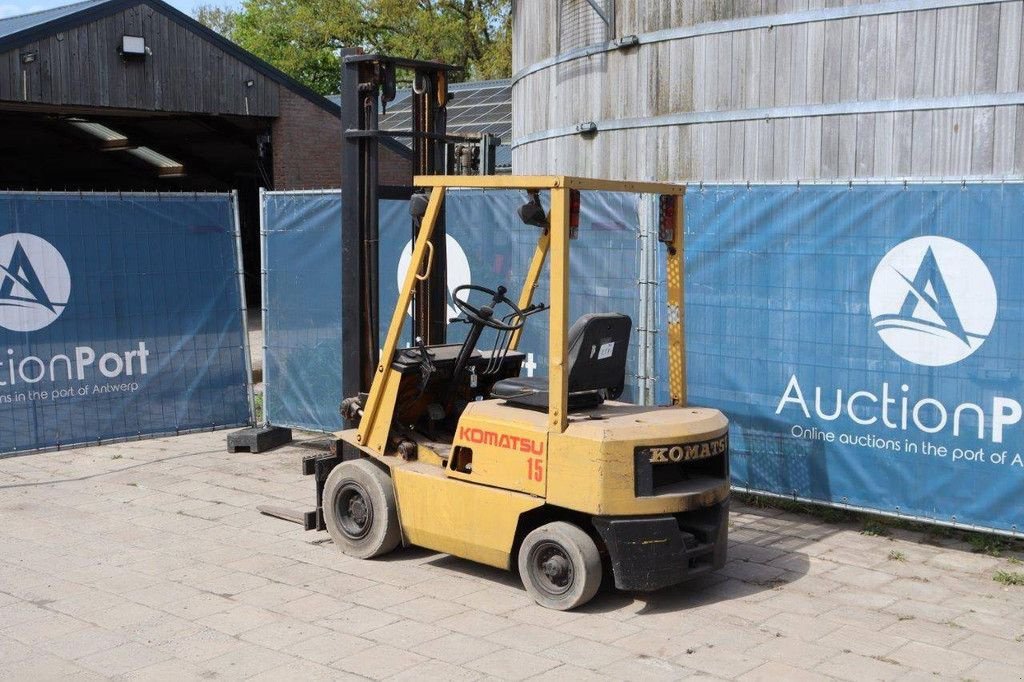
xmin=305 ymin=175 xmax=730 ymax=610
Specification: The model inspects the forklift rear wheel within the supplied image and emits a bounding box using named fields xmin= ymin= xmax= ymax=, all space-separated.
xmin=323 ymin=459 xmax=401 ymax=559
xmin=518 ymin=522 xmax=602 ymax=610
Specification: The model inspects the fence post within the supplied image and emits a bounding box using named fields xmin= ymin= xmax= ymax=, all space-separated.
xmin=258 ymin=188 xmax=269 ymax=427
xmin=232 ymin=190 xmax=256 ymax=425
xmin=636 ymin=193 xmax=659 ymax=406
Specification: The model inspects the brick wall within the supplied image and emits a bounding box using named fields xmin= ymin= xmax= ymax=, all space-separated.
xmin=378 ymin=145 xmax=413 ymax=187
xmin=271 ymin=86 xmax=412 ymax=190
xmin=271 ymin=87 xmax=341 ymax=189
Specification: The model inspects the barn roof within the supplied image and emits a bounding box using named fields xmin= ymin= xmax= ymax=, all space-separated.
xmin=0 ymin=0 xmax=108 ymax=39
xmin=0 ymin=0 xmax=338 ymax=115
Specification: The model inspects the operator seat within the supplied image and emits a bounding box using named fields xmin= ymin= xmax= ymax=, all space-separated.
xmin=490 ymin=313 xmax=632 ymax=412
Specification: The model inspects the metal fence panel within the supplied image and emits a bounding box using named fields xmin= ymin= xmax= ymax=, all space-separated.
xmin=266 ymin=189 xmax=643 ymax=431
xmin=262 ymin=191 xmax=343 ymax=432
xmin=669 ymin=183 xmax=1024 ymax=535
xmin=0 ymin=192 xmax=250 ymax=454
xmin=263 ymin=183 xmax=1024 ymax=535
xmin=262 ymin=192 xmax=407 ymax=432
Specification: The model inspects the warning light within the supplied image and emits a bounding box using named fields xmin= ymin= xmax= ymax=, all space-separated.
xmin=569 ymin=189 xmax=581 ymax=239
xmin=658 ymin=195 xmax=676 ymax=245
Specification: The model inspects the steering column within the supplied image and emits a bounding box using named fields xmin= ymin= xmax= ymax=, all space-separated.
xmin=448 ymin=285 xmax=525 ymax=401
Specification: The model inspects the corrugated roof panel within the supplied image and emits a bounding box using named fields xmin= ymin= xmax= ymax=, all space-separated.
xmin=0 ymin=0 xmax=110 ymax=39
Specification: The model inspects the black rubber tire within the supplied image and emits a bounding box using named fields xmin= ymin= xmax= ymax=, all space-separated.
xmin=322 ymin=459 xmax=401 ymax=559
xmin=518 ymin=521 xmax=603 ymax=610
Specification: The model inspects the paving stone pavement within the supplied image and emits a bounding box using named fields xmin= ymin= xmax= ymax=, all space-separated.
xmin=1 ymin=431 xmax=1023 ymax=681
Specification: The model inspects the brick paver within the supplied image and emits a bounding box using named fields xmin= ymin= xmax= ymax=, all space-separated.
xmin=1 ymin=431 xmax=1023 ymax=680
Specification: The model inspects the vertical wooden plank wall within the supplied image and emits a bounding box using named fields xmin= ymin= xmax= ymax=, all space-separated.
xmin=512 ymin=0 xmax=1024 ymax=181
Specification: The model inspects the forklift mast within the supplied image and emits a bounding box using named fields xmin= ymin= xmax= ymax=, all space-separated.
xmin=339 ymin=53 xmax=479 ymax=398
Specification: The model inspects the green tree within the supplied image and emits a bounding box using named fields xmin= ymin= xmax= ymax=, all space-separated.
xmin=193 ymin=0 xmax=512 ymax=95
xmin=194 ymin=4 xmax=238 ymax=38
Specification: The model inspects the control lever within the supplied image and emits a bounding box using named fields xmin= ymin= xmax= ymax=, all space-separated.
xmin=488 ymin=286 xmax=508 ymax=310
xmin=522 ymin=302 xmax=548 ymax=316
xmin=415 ymin=336 xmax=435 ymax=394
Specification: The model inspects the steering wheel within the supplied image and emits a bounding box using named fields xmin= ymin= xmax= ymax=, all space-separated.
xmin=452 ymin=284 xmax=526 ymax=332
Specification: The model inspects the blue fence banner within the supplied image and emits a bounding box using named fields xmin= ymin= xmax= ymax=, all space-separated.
xmin=262 ymin=191 xmax=342 ymax=432
xmin=262 ymin=192 xmax=408 ymax=432
xmin=0 ymin=192 xmax=251 ymax=454
xmin=262 ymin=183 xmax=1024 ymax=535
xmin=681 ymin=184 xmax=1024 ymax=535
xmin=265 ymin=189 xmax=642 ymax=432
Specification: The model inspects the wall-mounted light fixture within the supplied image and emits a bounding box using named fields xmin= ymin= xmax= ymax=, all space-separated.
xmin=244 ymin=79 xmax=255 ymax=88
xmin=20 ymin=51 xmax=36 ymax=64
xmin=119 ymin=35 xmax=148 ymax=58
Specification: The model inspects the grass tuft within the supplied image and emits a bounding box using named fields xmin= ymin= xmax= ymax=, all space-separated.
xmin=967 ymin=533 xmax=1006 ymax=557
xmin=888 ymin=550 xmax=907 ymax=562
xmin=253 ymin=393 xmax=264 ymax=423
xmin=993 ymin=571 xmax=1024 ymax=587
xmin=861 ymin=520 xmax=892 ymax=537
xmin=737 ymin=494 xmax=1024 ymax=558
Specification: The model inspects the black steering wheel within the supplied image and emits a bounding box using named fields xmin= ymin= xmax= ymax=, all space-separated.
xmin=452 ymin=284 xmax=525 ymax=332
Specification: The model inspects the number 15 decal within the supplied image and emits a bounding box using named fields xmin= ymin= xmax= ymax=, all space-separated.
xmin=527 ymin=457 xmax=544 ymax=482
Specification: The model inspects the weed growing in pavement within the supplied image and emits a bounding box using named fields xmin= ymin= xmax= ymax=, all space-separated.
xmin=741 ymin=494 xmax=808 ymax=515
xmin=967 ymin=533 xmax=1006 ymax=557
xmin=821 ymin=507 xmax=858 ymax=524
xmin=738 ymin=493 xmax=1024 ymax=556
xmin=1008 ymin=557 xmax=1022 ymax=566
xmin=922 ymin=526 xmax=956 ymax=543
xmin=736 ymin=493 xmax=855 ymax=523
xmin=111 ymin=453 xmax=122 ymax=459
xmin=993 ymin=570 xmax=1024 ymax=586
xmin=888 ymin=550 xmax=907 ymax=562
xmin=861 ymin=520 xmax=892 ymax=537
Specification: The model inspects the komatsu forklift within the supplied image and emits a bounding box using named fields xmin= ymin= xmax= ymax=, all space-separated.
xmin=306 ymin=174 xmax=730 ymax=610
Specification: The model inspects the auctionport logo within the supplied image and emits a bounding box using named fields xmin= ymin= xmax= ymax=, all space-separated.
xmin=0 ymin=233 xmax=71 ymax=333
xmin=869 ymin=236 xmax=996 ymax=367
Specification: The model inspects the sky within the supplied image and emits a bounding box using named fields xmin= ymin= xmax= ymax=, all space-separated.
xmin=0 ymin=0 xmax=238 ymax=20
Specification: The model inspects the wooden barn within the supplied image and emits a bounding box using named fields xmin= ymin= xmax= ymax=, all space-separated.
xmin=0 ymin=0 xmax=397 ymax=301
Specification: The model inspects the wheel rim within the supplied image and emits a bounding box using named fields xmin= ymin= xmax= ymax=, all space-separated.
xmin=335 ymin=481 xmax=373 ymax=540
xmin=528 ymin=540 xmax=575 ymax=596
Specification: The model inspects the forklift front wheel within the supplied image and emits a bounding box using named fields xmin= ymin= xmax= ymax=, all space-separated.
xmin=518 ymin=522 xmax=602 ymax=611
xmin=322 ymin=459 xmax=401 ymax=559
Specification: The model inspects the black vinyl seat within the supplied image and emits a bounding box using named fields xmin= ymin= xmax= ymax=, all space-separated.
xmin=490 ymin=313 xmax=632 ymax=412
